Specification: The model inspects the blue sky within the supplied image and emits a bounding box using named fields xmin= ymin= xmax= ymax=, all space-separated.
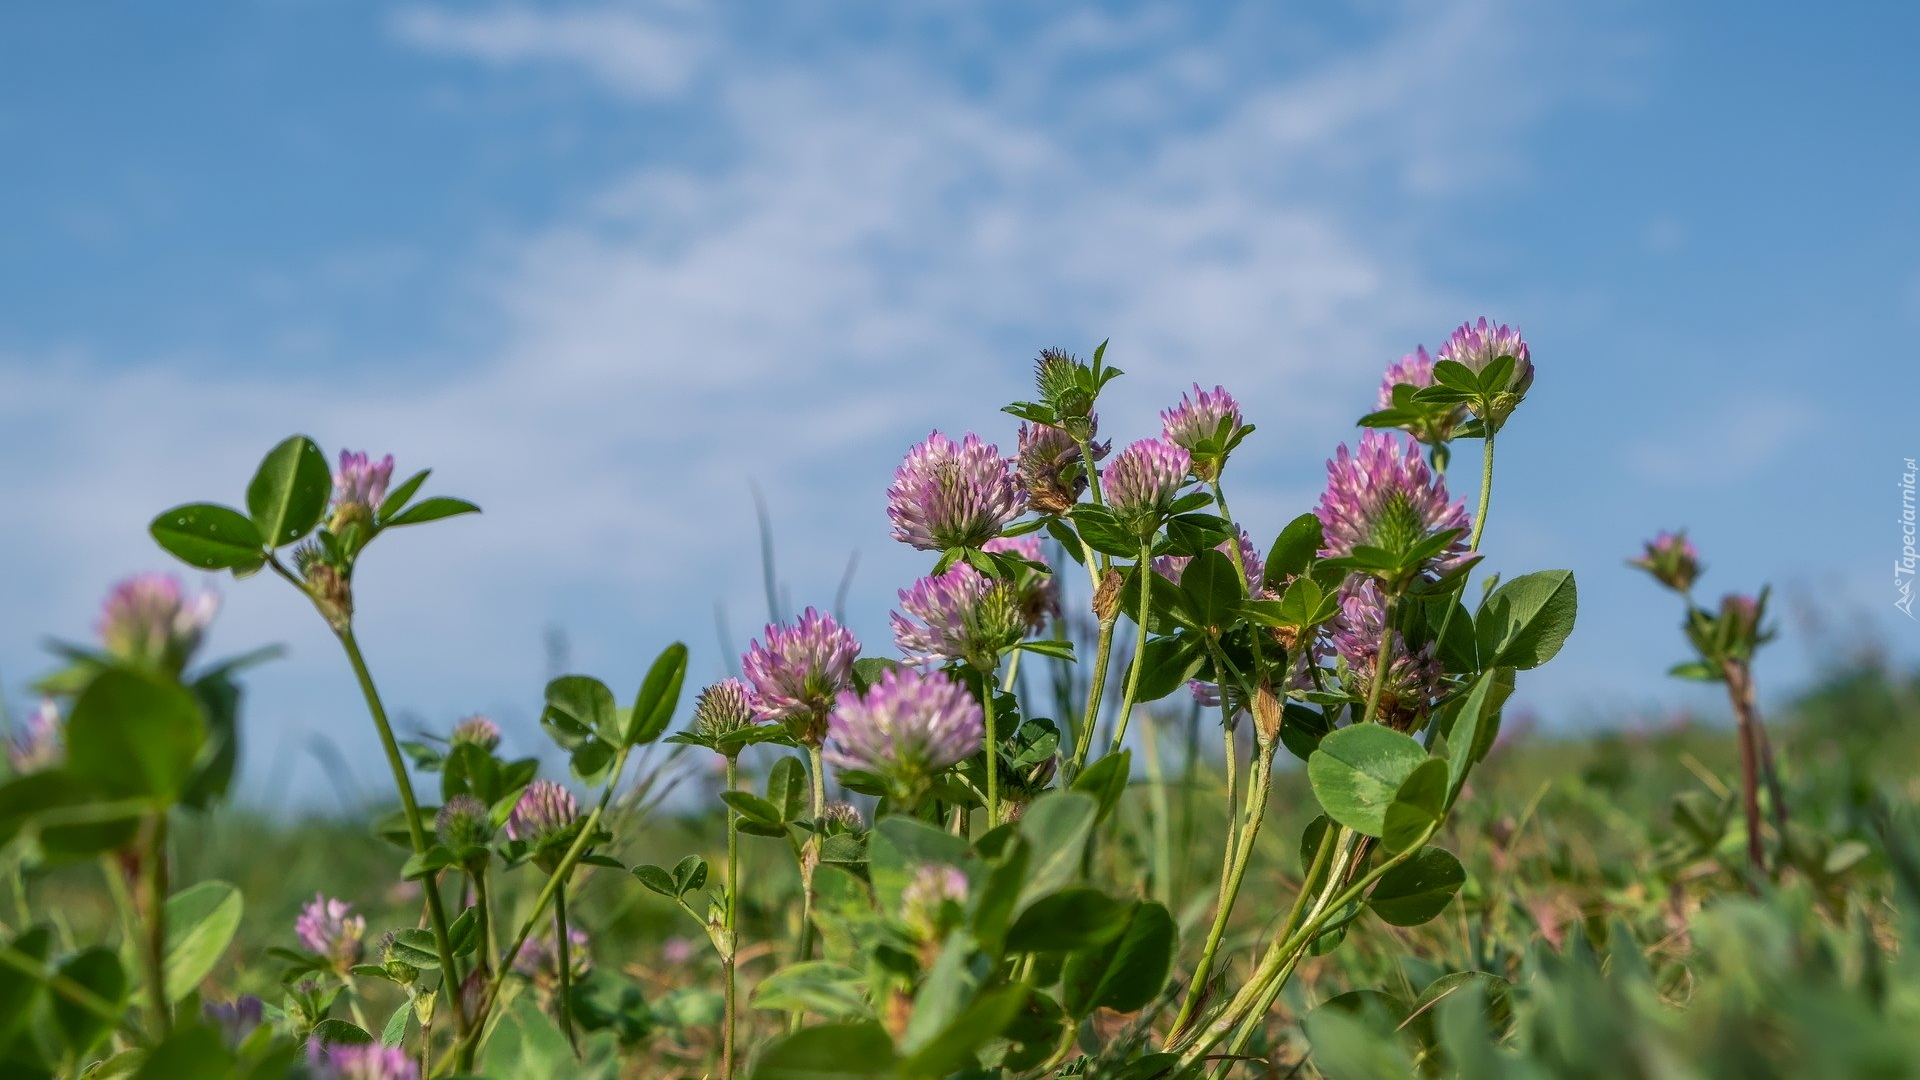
xmin=2 ymin=1 xmax=1915 ymax=806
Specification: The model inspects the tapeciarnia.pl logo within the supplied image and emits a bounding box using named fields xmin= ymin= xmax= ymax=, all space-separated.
xmin=1900 ymin=457 xmax=1917 ymax=619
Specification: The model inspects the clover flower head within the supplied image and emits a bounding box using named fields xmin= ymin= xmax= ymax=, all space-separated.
xmin=693 ymin=678 xmax=755 ymax=740
xmin=1153 ymin=526 xmax=1265 ymax=595
xmin=308 ymin=1041 xmax=419 ymax=1080
xmin=742 ymin=608 xmax=860 ymax=743
xmin=1161 ymin=385 xmax=1247 ymax=479
xmin=1016 ymin=420 xmax=1108 ymax=515
xmin=825 ymin=667 xmax=983 ymax=793
xmin=436 ymin=795 xmax=493 ymax=849
xmin=507 ymin=779 xmax=579 ymax=847
xmin=1313 ymin=432 xmax=1470 ymax=578
xmin=900 ymin=864 xmax=970 ymax=942
xmin=891 ymin=563 xmax=1026 ymax=668
xmin=1438 ymin=317 xmax=1533 ymax=426
xmin=7 ymin=699 xmax=62 ymax=774
xmin=661 ymin=936 xmax=696 ymax=966
xmin=512 ymin=927 xmax=592 ymax=982
xmin=204 ymin=995 xmax=264 ymax=1049
xmin=822 ymin=801 xmax=866 ymax=831
xmin=296 ymin=894 xmax=366 ymax=968
xmin=1376 ymin=346 xmax=1467 ymax=445
xmin=1631 ymin=531 xmax=1701 ymax=594
xmin=97 ymin=573 xmax=219 ymax=673
xmin=450 ymin=715 xmax=501 ymax=751
xmin=888 ymin=432 xmax=1024 ymax=551
xmin=1105 ymin=438 xmax=1190 ymax=532
xmin=333 ymin=450 xmax=395 ymax=514
xmin=1330 ymin=577 xmax=1444 ymax=729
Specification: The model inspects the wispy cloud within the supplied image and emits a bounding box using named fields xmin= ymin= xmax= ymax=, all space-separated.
xmin=0 ymin=0 xmax=1627 ymax=801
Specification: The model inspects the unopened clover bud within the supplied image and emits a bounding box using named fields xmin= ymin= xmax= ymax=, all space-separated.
xmin=436 ymin=795 xmax=493 ymax=850
xmin=294 ymin=547 xmax=354 ymax=631
xmin=1717 ymin=592 xmax=1769 ymax=660
xmin=693 ymin=678 xmax=755 ymax=744
xmin=378 ymin=932 xmax=419 ymax=987
xmin=7 ymin=698 xmax=62 ymax=775
xmin=1630 ymin=531 xmax=1701 ymax=594
xmin=203 ymin=995 xmax=264 ymax=1050
xmin=1034 ymin=348 xmax=1094 ymax=428
xmin=450 ymin=715 xmax=502 ymax=751
xmin=1017 ymin=421 xmax=1107 ymax=516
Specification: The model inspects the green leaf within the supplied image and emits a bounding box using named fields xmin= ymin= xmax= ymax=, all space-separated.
xmin=132 ymin=1024 xmax=235 ymax=1080
xmin=1060 ymin=900 xmax=1175 ymax=1017
xmin=1306 ymin=725 xmax=1430 ymax=837
xmin=631 ymin=864 xmax=676 ymax=897
xmin=1005 ymin=887 xmax=1130 ymax=952
xmin=869 ymin=816 xmax=970 ymax=915
xmin=672 ymin=854 xmax=708 ymax=895
xmin=1013 ymin=639 xmax=1076 ymax=661
xmin=381 ymin=1001 xmax=412 ymax=1045
xmin=766 ymin=756 xmax=808 ymax=823
xmin=1381 ymin=758 xmax=1449 ymax=854
xmin=970 ymin=838 xmax=1030 ymax=952
xmin=1263 ymin=513 xmax=1324 ymax=589
xmin=245 ymin=435 xmax=332 ymax=548
xmin=897 ymin=984 xmax=1027 ymax=1079
xmin=1475 ymin=570 xmax=1577 ymax=670
xmin=750 ymin=1021 xmax=897 ymax=1080
xmin=382 ymin=496 xmax=480 ymax=528
xmin=1069 ymin=506 xmax=1140 ymax=558
xmin=161 ymin=880 xmax=243 ymax=1002
xmin=1071 ymin=751 xmax=1130 ymax=824
xmin=310 ymin=1018 xmax=375 ymax=1045
xmin=1444 ymin=668 xmax=1514 ymax=803
xmin=1129 ymin=634 xmax=1204 ymax=704
xmin=377 ymin=468 xmax=430 ymax=523
xmin=149 ymin=504 xmax=264 ymax=573
xmin=542 ymin=675 xmax=615 ymax=748
xmin=721 ymin=791 xmax=785 ymax=830
xmin=1368 ymin=847 xmax=1466 ymax=926
xmin=626 ymin=643 xmax=688 ymax=746
xmin=67 ymin=668 xmax=208 ymax=803
xmin=751 ymin=963 xmax=872 ymax=1019
xmin=51 ymin=946 xmax=123 ymax=1057
xmin=1015 ymin=791 xmax=1098 ymax=904
xmin=1179 ymin=549 xmax=1244 ymax=629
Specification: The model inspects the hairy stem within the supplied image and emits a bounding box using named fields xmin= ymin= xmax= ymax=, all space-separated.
xmin=336 ymin=627 xmax=469 ymax=1042
xmin=141 ymin=812 xmax=170 ymax=1039
xmin=982 ymin=664 xmax=1000 ymax=827
xmin=1724 ymin=658 xmax=1768 ymax=879
xmin=445 ymin=744 xmax=632 ymax=1074
xmin=1107 ymin=543 xmax=1155 ymax=753
xmin=554 ymin=884 xmax=578 ymax=1055
xmin=1069 ymin=613 xmax=1119 ymax=776
xmin=723 ymin=755 xmax=740 ymax=1080
xmin=1469 ymin=430 xmax=1495 ymax=552
xmin=1169 ymin=736 xmax=1274 ymax=1039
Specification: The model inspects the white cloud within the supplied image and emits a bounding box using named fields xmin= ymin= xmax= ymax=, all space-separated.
xmin=0 ymin=0 xmax=1624 ymax=802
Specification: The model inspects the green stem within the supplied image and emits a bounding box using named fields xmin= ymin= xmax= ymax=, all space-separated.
xmin=1168 ymin=736 xmax=1274 ymax=1039
xmin=1359 ymin=595 xmax=1396 ymax=728
xmin=1209 ymin=482 xmax=1267 ymax=680
xmin=554 ymin=884 xmax=578 ymax=1056
xmin=0 ymin=945 xmax=133 ymax=1032
xmin=1106 ymin=542 xmax=1154 ymax=753
xmin=1469 ymin=430 xmax=1494 ymax=552
xmin=1069 ymin=614 xmax=1119 ymax=775
xmin=723 ymin=756 xmax=741 ymax=1080
xmin=982 ymin=664 xmax=1000 ymax=828
xmin=474 ymin=867 xmax=499 ymax=979
xmin=100 ymin=855 xmax=139 ymax=954
xmin=335 ymin=627 xmax=469 ymax=1043
xmin=142 ymin=812 xmax=170 ymax=1039
xmin=445 ymin=744 xmax=633 ymax=1074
